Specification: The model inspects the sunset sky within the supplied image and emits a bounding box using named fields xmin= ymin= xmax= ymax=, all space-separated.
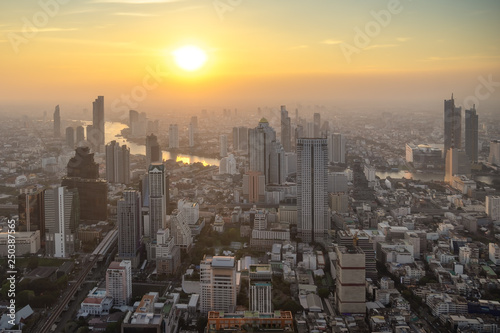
xmin=1 ymin=0 xmax=499 ymax=115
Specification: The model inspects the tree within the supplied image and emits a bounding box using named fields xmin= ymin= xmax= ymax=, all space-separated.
xmin=318 ymin=288 xmax=330 ymax=299
xmin=27 ymin=257 xmax=39 ymax=270
xmin=197 ymin=317 xmax=208 ymax=333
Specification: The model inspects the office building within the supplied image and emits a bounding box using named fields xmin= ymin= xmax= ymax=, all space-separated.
xmin=248 ymin=118 xmax=277 ymax=181
xmin=280 ymin=105 xmax=291 ymax=152
xmin=444 ymin=94 xmax=462 ymax=155
xmin=219 ymin=154 xmax=238 ymax=175
xmin=76 ymin=126 xmax=85 ymax=144
xmin=170 ymin=209 xmax=192 ymax=250
xmin=91 ymin=96 xmax=105 ymax=151
xmin=297 ymin=138 xmax=329 ymax=243
xmin=0 ymin=231 xmax=40 ymax=257
xmin=242 ymin=171 xmax=265 ymax=203
xmin=268 ymin=142 xmax=286 ymax=184
xmin=169 ymin=124 xmax=179 ymax=149
xmin=44 ymin=186 xmax=79 ymax=258
xmin=249 ymin=264 xmax=272 ymax=313
xmin=146 ymin=133 xmax=162 ymax=167
xmin=188 ymin=122 xmax=195 ymax=147
xmin=53 ymin=105 xmax=61 ymax=137
xmin=313 ymin=112 xmax=321 ymax=137
xmin=200 ymin=256 xmax=237 ymax=313
xmin=155 ymin=228 xmax=180 ymax=274
xmin=328 ymin=172 xmax=348 ymax=193
xmin=445 ymin=148 xmax=471 ymax=184
xmin=65 ymin=127 xmax=74 ymax=148
xmin=465 ymin=106 xmax=479 ymax=163
xmin=18 ymin=188 xmax=45 ymax=241
xmin=106 ymin=140 xmax=130 ymax=184
xmin=405 ymin=143 xmax=443 ymax=169
xmin=489 ymin=140 xmax=500 ymax=166
xmin=148 ymin=163 xmax=167 ymax=239
xmin=220 ymin=134 xmax=228 ymax=157
xmin=327 ymin=133 xmax=346 ymax=164
xmin=206 ymin=311 xmax=293 ymax=333
xmin=329 ymin=193 xmax=348 ymax=213
xmin=117 ymin=190 xmax=142 ymax=266
xmin=232 ymin=126 xmax=249 ymax=151
xmin=66 ymin=146 xmax=99 ymax=179
xmin=106 ymin=260 xmax=132 ymax=306
xmin=485 ymin=196 xmax=500 ymax=222
xmin=335 ymin=246 xmax=366 ymax=315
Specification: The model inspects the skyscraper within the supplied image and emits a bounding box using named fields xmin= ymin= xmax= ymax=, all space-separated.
xmin=53 ymin=105 xmax=61 ymax=137
xmin=44 ymin=186 xmax=79 ymax=258
xmin=220 ymin=134 xmax=228 ymax=157
xmin=146 ymin=133 xmax=162 ymax=167
xmin=169 ymin=124 xmax=179 ymax=149
xmin=18 ymin=188 xmax=45 ymax=244
xmin=297 ymin=138 xmax=329 ymax=243
xmin=268 ymin=142 xmax=286 ymax=184
xmin=106 ymin=260 xmax=132 ymax=306
xmin=248 ymin=118 xmax=276 ymax=180
xmin=489 ymin=140 xmax=500 ymax=166
xmin=200 ymin=256 xmax=237 ymax=313
xmin=148 ymin=163 xmax=167 ymax=239
xmin=242 ymin=171 xmax=265 ymax=203
xmin=327 ymin=133 xmax=346 ymax=164
xmin=106 ymin=140 xmax=130 ymax=184
xmin=444 ymin=94 xmax=462 ymax=155
xmin=65 ymin=127 xmax=75 ymax=148
xmin=335 ymin=246 xmax=366 ymax=315
xmin=76 ymin=126 xmax=85 ymax=144
xmin=249 ymin=264 xmax=272 ymax=313
xmin=188 ymin=123 xmax=195 ymax=148
xmin=91 ymin=96 xmax=105 ymax=151
xmin=313 ymin=112 xmax=321 ymax=137
xmin=117 ymin=190 xmax=142 ymax=266
xmin=465 ymin=106 xmax=479 ymax=163
xmin=445 ymin=147 xmax=471 ymax=184
xmin=280 ymin=105 xmax=291 ymax=152
xmin=486 ymin=196 xmax=500 ymax=222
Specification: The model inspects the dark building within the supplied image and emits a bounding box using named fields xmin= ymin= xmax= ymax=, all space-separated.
xmin=106 ymin=141 xmax=130 ymax=184
xmin=63 ymin=147 xmax=107 ymax=221
xmin=66 ymin=127 xmax=75 ymax=148
xmin=76 ymin=126 xmax=85 ymax=144
xmin=54 ymin=105 xmax=61 ymax=137
xmin=18 ymin=188 xmax=45 ymax=245
xmin=465 ymin=106 xmax=479 ymax=163
xmin=444 ymin=94 xmax=462 ymax=157
xmin=91 ymin=96 xmax=105 ymax=151
xmin=146 ymin=133 xmax=162 ymax=167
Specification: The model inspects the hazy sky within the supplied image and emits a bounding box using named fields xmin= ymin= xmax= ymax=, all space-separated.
xmin=1 ymin=0 xmax=499 ymax=115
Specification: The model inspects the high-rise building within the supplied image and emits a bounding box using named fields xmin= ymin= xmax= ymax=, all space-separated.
xmin=117 ymin=190 xmax=142 ymax=266
xmin=489 ymin=140 xmax=500 ymax=166
xmin=249 ymin=264 xmax=272 ymax=313
xmin=200 ymin=256 xmax=237 ymax=313
xmin=169 ymin=124 xmax=179 ymax=149
xmin=444 ymin=94 xmax=462 ymax=156
xmin=280 ymin=105 xmax=291 ymax=152
xmin=238 ymin=127 xmax=248 ymax=151
xmin=53 ymin=105 xmax=61 ymax=137
xmin=335 ymin=246 xmax=366 ymax=315
xmin=486 ymin=196 xmax=500 ymax=222
xmin=465 ymin=106 xmax=479 ymax=163
xmin=220 ymin=135 xmax=228 ymax=157
xmin=91 ymin=96 xmax=105 ymax=151
xmin=297 ymin=138 xmax=329 ymax=243
xmin=106 ymin=260 xmax=132 ymax=306
xmin=62 ymin=147 xmax=107 ymax=222
xmin=242 ymin=171 xmax=265 ymax=203
xmin=219 ymin=154 xmax=238 ymax=175
xmin=44 ymin=187 xmax=79 ymax=258
xmin=248 ymin=118 xmax=276 ymax=180
xmin=155 ymin=228 xmax=180 ymax=274
xmin=328 ymin=172 xmax=348 ymax=193
xmin=327 ymin=133 xmax=346 ymax=164
xmin=66 ymin=127 xmax=75 ymax=148
xmin=189 ymin=123 xmax=195 ymax=148
xmin=268 ymin=142 xmax=286 ymax=185
xmin=306 ymin=122 xmax=315 ymax=138
xmin=329 ymin=193 xmax=348 ymax=213
xmin=76 ymin=126 xmax=85 ymax=144
xmin=148 ymin=163 xmax=167 ymax=239
xmin=170 ymin=209 xmax=192 ymax=250
xmin=313 ymin=113 xmax=321 ymax=137
xmin=18 ymin=188 xmax=45 ymax=237
xmin=445 ymin=147 xmax=471 ymax=184
xmin=106 ymin=140 xmax=130 ymax=184
xmin=146 ymin=133 xmax=162 ymax=167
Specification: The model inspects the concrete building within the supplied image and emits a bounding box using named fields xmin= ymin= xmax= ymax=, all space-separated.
xmin=327 ymin=133 xmax=346 ymax=164
xmin=328 ymin=172 xmax=348 ymax=193
xmin=329 ymin=193 xmax=349 ymax=213
xmin=200 ymin=256 xmax=237 ymax=313
xmin=155 ymin=228 xmax=180 ymax=274
xmin=444 ymin=94 xmax=462 ymax=155
xmin=169 ymin=124 xmax=179 ymax=149
xmin=148 ymin=163 xmax=167 ymax=239
xmin=242 ymin=171 xmax=265 ymax=203
xmin=206 ymin=311 xmax=293 ymax=332
xmin=489 ymin=243 xmax=500 ymax=265
xmin=53 ymin=105 xmax=60 ymax=137
xmin=146 ymin=134 xmax=162 ymax=167
xmin=91 ymin=96 xmax=105 ymax=151
xmin=220 ymin=134 xmax=228 ymax=157
xmin=335 ymin=246 xmax=366 ymax=315
xmin=106 ymin=260 xmax=132 ymax=306
xmin=280 ymin=105 xmax=292 ymax=152
xmin=249 ymin=264 xmax=272 ymax=313
xmin=106 ymin=140 xmax=130 ymax=184
xmin=0 ymin=231 xmax=40 ymax=256
xmin=248 ymin=118 xmax=277 ymax=181
xmin=445 ymin=148 xmax=470 ymax=184
xmin=170 ymin=209 xmax=193 ymax=250
xmin=117 ymin=190 xmax=142 ymax=267
xmin=486 ymin=196 xmax=500 ymax=222
xmin=66 ymin=127 xmax=75 ymax=148
xmin=489 ymin=140 xmax=500 ymax=166
xmin=465 ymin=106 xmax=479 ymax=163
xmin=405 ymin=143 xmax=443 ymax=169
xmin=297 ymin=138 xmax=329 ymax=243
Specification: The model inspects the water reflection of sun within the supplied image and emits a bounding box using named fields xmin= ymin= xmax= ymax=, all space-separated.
xmin=176 ymin=156 xmax=209 ymax=166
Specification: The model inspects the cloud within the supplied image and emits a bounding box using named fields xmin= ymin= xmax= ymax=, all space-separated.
xmin=0 ymin=27 xmax=78 ymax=33
xmin=364 ymin=44 xmax=397 ymax=50
xmin=321 ymin=39 xmax=343 ymax=45
xmin=423 ymin=55 xmax=500 ymax=62
xmin=113 ymin=12 xmax=159 ymax=16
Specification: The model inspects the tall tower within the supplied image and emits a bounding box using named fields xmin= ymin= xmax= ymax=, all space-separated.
xmin=327 ymin=133 xmax=346 ymax=164
xmin=248 ymin=118 xmax=277 ymax=181
xmin=146 ymin=133 xmax=162 ymax=167
xmin=106 ymin=260 xmax=132 ymax=306
xmin=335 ymin=246 xmax=366 ymax=315
xmin=188 ymin=123 xmax=195 ymax=148
xmin=444 ymin=94 xmax=462 ymax=156
xmin=53 ymin=105 xmax=61 ymax=137
xmin=148 ymin=163 xmax=167 ymax=239
xmin=44 ymin=186 xmax=79 ymax=258
xmin=76 ymin=126 xmax=85 ymax=144
xmin=66 ymin=127 xmax=75 ymax=148
xmin=200 ymin=256 xmax=237 ymax=313
xmin=169 ymin=124 xmax=179 ymax=149
xmin=117 ymin=190 xmax=142 ymax=266
xmin=249 ymin=264 xmax=272 ymax=313
xmin=313 ymin=113 xmax=321 ymax=137
xmin=106 ymin=140 xmax=130 ymax=184
xmin=445 ymin=147 xmax=471 ymax=184
xmin=92 ymin=96 xmax=105 ymax=151
xmin=297 ymin=138 xmax=329 ymax=243
xmin=465 ymin=105 xmax=479 ymax=163
xmin=280 ymin=105 xmax=292 ymax=152
xmin=220 ymin=135 xmax=228 ymax=157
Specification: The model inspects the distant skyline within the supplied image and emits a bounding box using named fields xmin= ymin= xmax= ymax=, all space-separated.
xmin=1 ymin=0 xmax=499 ymax=115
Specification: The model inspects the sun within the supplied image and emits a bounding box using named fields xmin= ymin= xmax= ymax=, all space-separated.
xmin=172 ymin=45 xmax=207 ymax=72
